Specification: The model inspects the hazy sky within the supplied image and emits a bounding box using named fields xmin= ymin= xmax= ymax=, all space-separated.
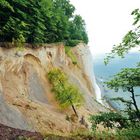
xmin=70 ymin=0 xmax=140 ymax=55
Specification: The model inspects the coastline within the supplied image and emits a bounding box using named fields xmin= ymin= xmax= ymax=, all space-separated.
xmin=95 ymin=77 xmax=119 ymax=111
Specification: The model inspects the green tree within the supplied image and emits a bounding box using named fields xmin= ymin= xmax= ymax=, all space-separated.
xmin=49 ymin=0 xmax=75 ymax=42
xmin=104 ymin=9 xmax=140 ymax=119
xmin=90 ymin=112 xmax=128 ymax=130
xmin=105 ymin=68 xmax=140 ymax=118
xmin=48 ymin=68 xmax=83 ymax=117
xmin=67 ymin=15 xmax=88 ymax=46
xmin=104 ymin=9 xmax=140 ymax=65
xmin=0 ymin=0 xmax=14 ymax=29
xmin=90 ymin=9 xmax=140 ymax=140
xmin=0 ymin=0 xmax=88 ymax=46
xmin=0 ymin=0 xmax=30 ymax=42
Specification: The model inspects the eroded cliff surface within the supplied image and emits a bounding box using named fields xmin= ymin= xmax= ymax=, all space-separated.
xmin=0 ymin=43 xmax=106 ymax=134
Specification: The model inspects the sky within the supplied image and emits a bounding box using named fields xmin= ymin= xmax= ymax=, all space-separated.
xmin=70 ymin=0 xmax=140 ymax=56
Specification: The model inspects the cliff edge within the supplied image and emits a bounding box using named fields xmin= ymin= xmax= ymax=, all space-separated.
xmin=0 ymin=43 xmax=106 ymax=135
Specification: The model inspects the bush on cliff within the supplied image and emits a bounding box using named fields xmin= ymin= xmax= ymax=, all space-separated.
xmin=48 ymin=68 xmax=84 ymax=117
xmin=65 ymin=46 xmax=77 ymax=65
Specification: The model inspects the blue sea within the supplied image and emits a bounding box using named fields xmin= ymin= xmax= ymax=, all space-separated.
xmin=93 ymin=53 xmax=140 ymax=110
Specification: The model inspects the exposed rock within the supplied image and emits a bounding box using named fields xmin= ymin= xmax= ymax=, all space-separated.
xmin=28 ymin=71 xmax=48 ymax=104
xmin=0 ymin=43 xmax=107 ymax=135
xmin=0 ymin=93 xmax=30 ymax=131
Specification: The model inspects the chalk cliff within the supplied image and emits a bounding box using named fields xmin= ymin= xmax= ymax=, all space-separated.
xmin=0 ymin=43 xmax=106 ymax=135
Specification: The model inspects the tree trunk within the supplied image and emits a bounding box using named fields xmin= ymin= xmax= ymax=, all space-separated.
xmin=71 ymin=104 xmax=78 ymax=117
xmin=69 ymin=99 xmax=78 ymax=117
xmin=129 ymin=87 xmax=140 ymax=118
xmin=69 ymin=99 xmax=78 ymax=118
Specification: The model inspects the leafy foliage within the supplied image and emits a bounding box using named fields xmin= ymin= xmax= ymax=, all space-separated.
xmin=68 ymin=15 xmax=89 ymax=45
xmin=65 ymin=40 xmax=81 ymax=47
xmin=104 ymin=9 xmax=140 ymax=121
xmin=12 ymin=34 xmax=25 ymax=51
xmin=90 ymin=111 xmax=140 ymax=140
xmin=104 ymin=9 xmax=140 ymax=64
xmin=115 ymin=127 xmax=140 ymax=140
xmin=65 ymin=46 xmax=77 ymax=64
xmin=90 ymin=112 xmax=128 ymax=130
xmin=44 ymin=127 xmax=140 ymax=140
xmin=105 ymin=68 xmax=140 ymax=118
xmin=0 ymin=0 xmax=88 ymax=46
xmin=90 ymin=8 xmax=140 ymax=140
xmin=105 ymin=68 xmax=140 ymax=92
xmin=48 ymin=68 xmax=83 ymax=116
xmin=90 ymin=128 xmax=140 ymax=140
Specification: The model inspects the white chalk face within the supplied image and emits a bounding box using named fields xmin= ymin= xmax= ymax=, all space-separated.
xmin=70 ymin=0 xmax=140 ymax=55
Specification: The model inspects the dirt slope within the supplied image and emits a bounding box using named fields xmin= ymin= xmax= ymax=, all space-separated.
xmin=0 ymin=43 xmax=107 ymax=135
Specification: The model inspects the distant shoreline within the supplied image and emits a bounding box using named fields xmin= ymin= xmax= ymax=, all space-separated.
xmin=96 ymin=78 xmax=119 ymax=111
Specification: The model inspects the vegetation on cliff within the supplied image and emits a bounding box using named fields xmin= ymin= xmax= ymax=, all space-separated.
xmin=0 ymin=0 xmax=140 ymax=139
xmin=48 ymin=68 xmax=84 ymax=117
xmin=65 ymin=46 xmax=77 ymax=64
xmin=0 ymin=0 xmax=88 ymax=46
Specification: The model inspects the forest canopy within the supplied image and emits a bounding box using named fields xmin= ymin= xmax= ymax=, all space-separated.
xmin=0 ymin=0 xmax=88 ymax=46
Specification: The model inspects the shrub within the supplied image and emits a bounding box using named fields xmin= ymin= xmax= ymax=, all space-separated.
xmin=115 ymin=127 xmax=140 ymax=140
xmin=90 ymin=112 xmax=128 ymax=130
xmin=48 ymin=68 xmax=84 ymax=117
xmin=12 ymin=34 xmax=25 ymax=51
xmin=65 ymin=46 xmax=77 ymax=65
xmin=65 ymin=40 xmax=81 ymax=47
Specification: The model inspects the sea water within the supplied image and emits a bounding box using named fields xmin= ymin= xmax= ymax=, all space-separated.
xmin=93 ymin=53 xmax=140 ymax=110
